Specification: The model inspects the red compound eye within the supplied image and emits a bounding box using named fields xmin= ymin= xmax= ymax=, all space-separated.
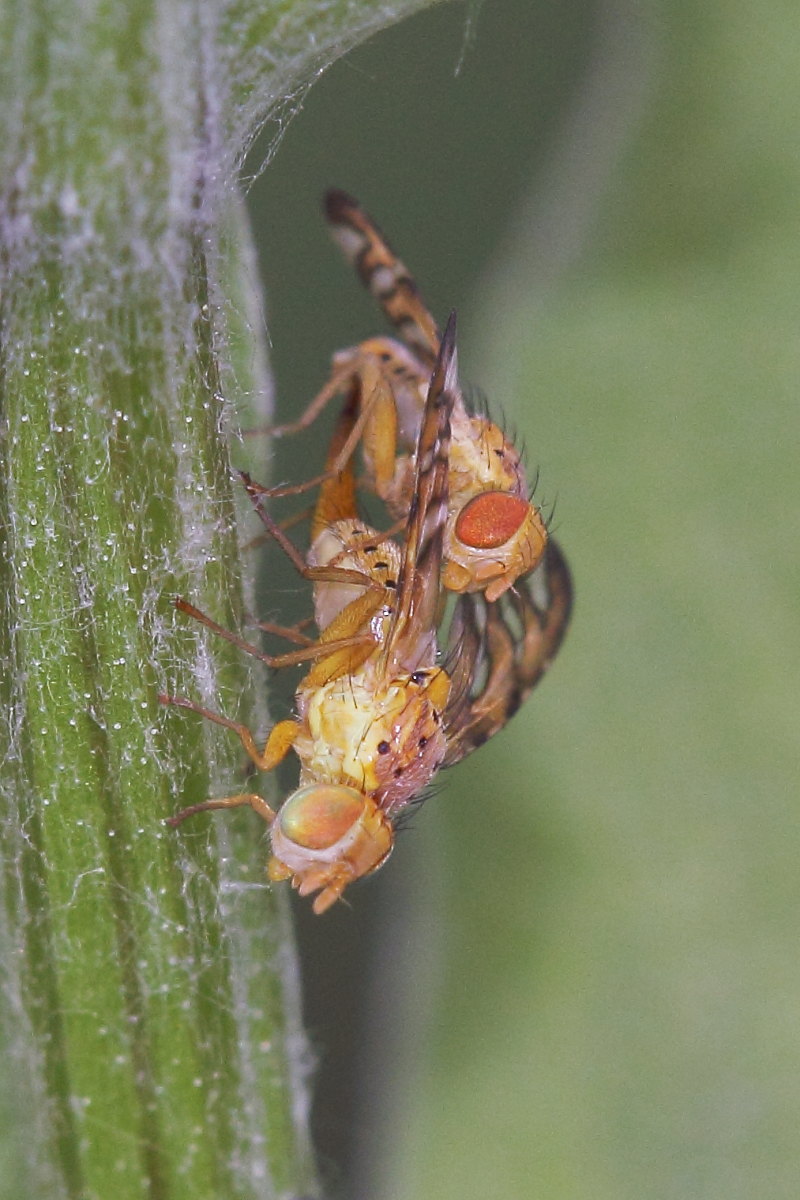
xmin=454 ymin=492 xmax=529 ymax=550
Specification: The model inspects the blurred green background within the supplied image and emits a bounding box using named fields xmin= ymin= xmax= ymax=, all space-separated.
xmin=247 ymin=0 xmax=800 ymax=1197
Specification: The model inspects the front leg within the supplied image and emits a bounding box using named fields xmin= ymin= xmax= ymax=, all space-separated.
xmin=159 ymin=692 xmax=301 ymax=773
xmin=166 ymin=791 xmax=277 ymax=829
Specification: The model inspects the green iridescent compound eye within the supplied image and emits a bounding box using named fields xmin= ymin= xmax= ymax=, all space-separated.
xmin=278 ymin=785 xmax=365 ymax=850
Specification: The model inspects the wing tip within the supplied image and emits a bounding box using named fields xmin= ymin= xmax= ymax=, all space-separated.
xmin=438 ymin=309 xmax=459 ymax=394
xmin=323 ymin=187 xmax=359 ymax=223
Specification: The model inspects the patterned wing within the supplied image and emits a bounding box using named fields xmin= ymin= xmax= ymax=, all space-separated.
xmin=324 ymin=188 xmax=440 ymax=367
xmin=380 ymin=311 xmax=458 ymax=677
xmin=441 ymin=538 xmax=573 ymax=767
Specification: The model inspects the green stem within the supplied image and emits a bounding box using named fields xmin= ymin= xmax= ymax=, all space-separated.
xmin=0 ymin=0 xmax=441 ymax=1196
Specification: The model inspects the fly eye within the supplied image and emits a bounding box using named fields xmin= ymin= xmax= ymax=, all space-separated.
xmin=278 ymin=785 xmax=365 ymax=850
xmin=454 ymin=491 xmax=530 ymax=550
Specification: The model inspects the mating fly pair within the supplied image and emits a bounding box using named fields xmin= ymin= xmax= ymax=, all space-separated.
xmin=268 ymin=189 xmax=550 ymax=604
xmin=161 ymin=196 xmax=572 ymax=913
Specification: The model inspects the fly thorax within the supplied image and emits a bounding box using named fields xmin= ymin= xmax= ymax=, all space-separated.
xmin=298 ymin=671 xmax=405 ymax=792
xmin=296 ymin=666 xmax=449 ymax=813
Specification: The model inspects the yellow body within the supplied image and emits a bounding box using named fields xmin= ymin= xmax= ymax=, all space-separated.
xmin=295 ymin=661 xmax=450 ymax=815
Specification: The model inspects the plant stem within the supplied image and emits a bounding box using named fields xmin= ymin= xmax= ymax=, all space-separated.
xmin=0 ymin=0 xmax=441 ymax=1195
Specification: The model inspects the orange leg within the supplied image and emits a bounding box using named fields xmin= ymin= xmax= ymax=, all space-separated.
xmin=253 ymin=616 xmax=316 ymax=647
xmin=240 ymin=501 xmax=316 ymax=554
xmin=255 ymin=391 xmax=372 ymax=500
xmin=173 ymin=596 xmax=375 ymax=670
xmin=264 ymin=337 xmax=417 ymax=435
xmin=238 ymin=478 xmax=373 ymax=586
xmin=166 ymin=791 xmax=277 ymax=829
xmin=244 ymin=339 xmax=417 ymax=501
xmin=260 ymin=359 xmax=355 ymax=439
xmin=159 ymin=693 xmax=300 ymax=772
